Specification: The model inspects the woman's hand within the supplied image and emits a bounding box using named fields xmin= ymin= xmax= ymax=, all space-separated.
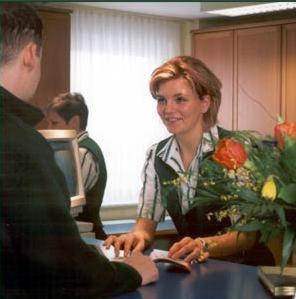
xmin=104 ymin=231 xmax=146 ymax=257
xmin=168 ymin=237 xmax=209 ymax=263
xmin=104 ymin=218 xmax=157 ymax=257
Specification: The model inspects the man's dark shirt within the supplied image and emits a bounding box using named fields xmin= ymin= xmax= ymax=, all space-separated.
xmin=0 ymin=87 xmax=141 ymax=298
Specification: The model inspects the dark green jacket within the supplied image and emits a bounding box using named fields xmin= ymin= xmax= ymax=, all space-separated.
xmin=1 ymin=87 xmax=141 ymax=298
xmin=75 ymin=136 xmax=107 ymax=240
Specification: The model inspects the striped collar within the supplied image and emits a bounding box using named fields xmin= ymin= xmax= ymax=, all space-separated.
xmin=156 ymin=126 xmax=219 ymax=173
xmin=77 ymin=131 xmax=89 ymax=142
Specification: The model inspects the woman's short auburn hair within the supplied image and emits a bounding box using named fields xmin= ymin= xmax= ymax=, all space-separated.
xmin=150 ymin=56 xmax=222 ymax=129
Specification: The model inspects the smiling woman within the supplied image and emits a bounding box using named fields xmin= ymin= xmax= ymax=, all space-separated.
xmin=104 ymin=55 xmax=275 ymax=268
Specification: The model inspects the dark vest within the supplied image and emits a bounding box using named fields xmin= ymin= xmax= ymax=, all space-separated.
xmin=75 ymin=136 xmax=107 ymax=239
xmin=154 ymin=127 xmax=231 ymax=238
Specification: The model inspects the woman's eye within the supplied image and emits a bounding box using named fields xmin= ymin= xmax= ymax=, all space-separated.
xmin=176 ymin=96 xmax=186 ymax=103
xmin=156 ymin=98 xmax=166 ymax=104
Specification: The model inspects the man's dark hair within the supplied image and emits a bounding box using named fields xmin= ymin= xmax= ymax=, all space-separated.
xmin=47 ymin=92 xmax=89 ymax=130
xmin=0 ymin=3 xmax=43 ymax=66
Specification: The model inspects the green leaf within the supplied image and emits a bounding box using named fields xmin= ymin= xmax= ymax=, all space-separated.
xmin=281 ymin=226 xmax=296 ymax=272
xmin=188 ymin=193 xmax=224 ymax=208
xmin=196 ymin=189 xmax=221 ymax=200
xmin=274 ymin=205 xmax=287 ymax=227
xmin=232 ymin=221 xmax=266 ymax=232
xmin=280 ymin=138 xmax=296 ymax=182
xmin=259 ymin=226 xmax=275 ymax=244
xmin=238 ymin=189 xmax=261 ymax=203
xmin=284 ymin=135 xmax=296 ymax=150
xmin=262 ymin=227 xmax=282 ymax=244
xmin=278 ymin=184 xmax=296 ymax=204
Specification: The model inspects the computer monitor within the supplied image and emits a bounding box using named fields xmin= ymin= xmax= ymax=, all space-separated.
xmin=38 ymin=130 xmax=85 ymax=216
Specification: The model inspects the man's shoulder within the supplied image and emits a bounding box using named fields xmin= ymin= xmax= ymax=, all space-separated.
xmin=3 ymin=112 xmax=52 ymax=158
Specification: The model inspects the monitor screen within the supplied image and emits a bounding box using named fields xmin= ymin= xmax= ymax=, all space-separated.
xmin=38 ymin=130 xmax=85 ymax=216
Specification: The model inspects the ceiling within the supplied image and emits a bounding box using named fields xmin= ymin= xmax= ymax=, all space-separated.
xmin=67 ymin=2 xmax=270 ymax=20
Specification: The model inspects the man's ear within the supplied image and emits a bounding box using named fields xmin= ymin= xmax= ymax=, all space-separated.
xmin=22 ymin=42 xmax=38 ymax=71
xmin=68 ymin=115 xmax=81 ymax=131
xmin=201 ymin=95 xmax=211 ymax=114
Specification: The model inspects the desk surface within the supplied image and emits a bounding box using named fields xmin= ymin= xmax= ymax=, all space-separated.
xmin=111 ymin=259 xmax=273 ymax=299
xmin=82 ymin=237 xmax=273 ymax=299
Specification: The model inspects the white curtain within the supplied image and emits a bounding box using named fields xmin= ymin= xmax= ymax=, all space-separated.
xmin=71 ymin=6 xmax=181 ymax=205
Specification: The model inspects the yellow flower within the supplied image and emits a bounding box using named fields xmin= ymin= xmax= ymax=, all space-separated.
xmin=261 ymin=176 xmax=277 ymax=200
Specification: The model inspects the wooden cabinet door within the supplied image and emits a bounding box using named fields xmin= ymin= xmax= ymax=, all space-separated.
xmin=193 ymin=31 xmax=234 ymax=130
xmin=282 ymin=22 xmax=296 ymax=122
xmin=31 ymin=10 xmax=70 ymax=111
xmin=236 ymin=26 xmax=281 ymax=135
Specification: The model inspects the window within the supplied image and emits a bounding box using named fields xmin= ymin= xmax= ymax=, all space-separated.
xmin=71 ymin=6 xmax=181 ymax=207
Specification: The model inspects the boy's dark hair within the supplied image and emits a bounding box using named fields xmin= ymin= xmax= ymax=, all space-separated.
xmin=0 ymin=3 xmax=43 ymax=66
xmin=47 ymin=92 xmax=89 ymax=130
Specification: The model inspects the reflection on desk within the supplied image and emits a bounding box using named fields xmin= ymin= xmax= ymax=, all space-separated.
xmin=110 ymin=259 xmax=272 ymax=299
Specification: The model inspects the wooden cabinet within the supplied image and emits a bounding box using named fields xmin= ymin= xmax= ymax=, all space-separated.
xmin=282 ymin=23 xmax=296 ymax=122
xmin=236 ymin=25 xmax=281 ymax=133
xmin=31 ymin=6 xmax=71 ymax=127
xmin=192 ymin=19 xmax=296 ymax=135
xmin=193 ymin=31 xmax=234 ymax=130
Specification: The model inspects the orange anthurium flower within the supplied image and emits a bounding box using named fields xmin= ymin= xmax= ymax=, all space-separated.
xmin=274 ymin=121 xmax=296 ymax=150
xmin=213 ymin=139 xmax=247 ymax=170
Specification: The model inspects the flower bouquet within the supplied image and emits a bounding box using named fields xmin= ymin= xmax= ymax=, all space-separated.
xmin=182 ymin=121 xmax=296 ymax=270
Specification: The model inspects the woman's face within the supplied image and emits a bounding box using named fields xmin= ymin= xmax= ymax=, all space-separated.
xmin=156 ymin=77 xmax=210 ymax=138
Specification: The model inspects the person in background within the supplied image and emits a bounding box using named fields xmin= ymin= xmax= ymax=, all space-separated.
xmin=0 ymin=3 xmax=158 ymax=298
xmin=46 ymin=92 xmax=107 ymax=240
xmin=105 ymin=56 xmax=274 ymax=266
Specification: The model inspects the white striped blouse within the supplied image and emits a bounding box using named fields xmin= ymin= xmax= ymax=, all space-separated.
xmin=137 ymin=126 xmax=219 ymax=223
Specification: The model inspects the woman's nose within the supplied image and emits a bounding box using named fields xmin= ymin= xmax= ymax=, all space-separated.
xmin=164 ymin=100 xmax=175 ymax=113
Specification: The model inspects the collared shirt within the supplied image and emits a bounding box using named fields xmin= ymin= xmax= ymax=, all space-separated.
xmin=137 ymin=126 xmax=219 ymax=223
xmin=77 ymin=131 xmax=100 ymax=191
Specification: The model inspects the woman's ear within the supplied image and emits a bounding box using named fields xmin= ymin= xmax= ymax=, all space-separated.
xmin=201 ymin=95 xmax=211 ymax=114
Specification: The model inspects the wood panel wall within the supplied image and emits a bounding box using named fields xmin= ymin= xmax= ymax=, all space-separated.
xmin=192 ymin=18 xmax=296 ymax=135
xmin=31 ymin=6 xmax=71 ymax=128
